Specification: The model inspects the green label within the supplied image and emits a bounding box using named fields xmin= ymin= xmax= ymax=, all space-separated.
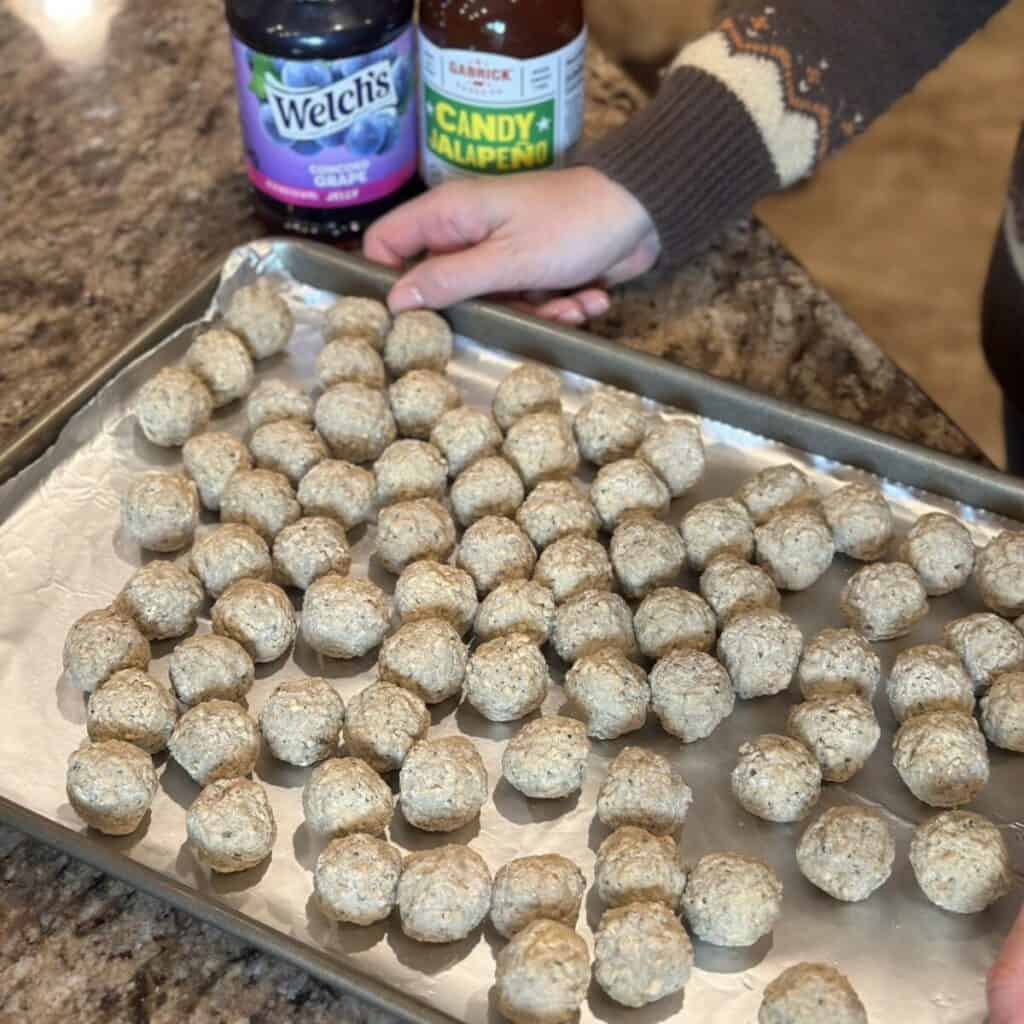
xmin=424 ymin=85 xmax=554 ymax=174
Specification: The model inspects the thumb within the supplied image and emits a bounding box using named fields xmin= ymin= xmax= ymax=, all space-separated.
xmin=989 ymin=903 xmax=1024 ymax=1023
xmin=388 ymin=240 xmax=516 ymax=313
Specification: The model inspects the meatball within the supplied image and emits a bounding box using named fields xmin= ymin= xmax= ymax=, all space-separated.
xmin=343 ymin=681 xmax=430 ymax=772
xmin=183 ymin=328 xmax=254 ymax=408
xmin=430 ymin=405 xmax=502 ymax=476
xmin=731 ymin=734 xmax=822 ymax=823
xmin=564 ymin=649 xmax=649 ymax=740
xmin=699 ymin=553 xmax=780 ymax=626
xmin=786 ymin=694 xmax=880 ymax=783
xmin=122 ymin=472 xmax=199 ymax=552
xmin=314 ymin=383 xmax=396 ymax=463
xmin=840 ymin=562 xmax=929 ymax=641
xmin=636 ymin=418 xmax=705 ymax=497
xmin=534 ymin=534 xmax=612 ymax=604
xmin=374 ymin=440 xmax=447 ymax=507
xmin=515 ymin=479 xmax=599 ymax=550
xmin=168 ymin=700 xmax=260 ymax=785
xmin=378 ymin=618 xmax=467 ymax=704
xmin=759 ymin=963 xmax=867 ymax=1024
xmin=893 ymin=710 xmax=989 ymax=807
xmin=399 ymin=736 xmax=488 ymax=832
xmin=944 ymin=612 xmax=1024 ymax=691
xmin=375 ymin=497 xmax=456 ymax=575
xmin=502 ymin=412 xmax=579 ymax=489
xmin=502 ymin=715 xmax=589 ymax=799
xmin=190 ymin=523 xmax=272 ymax=599
xmin=910 ymin=810 xmax=1012 ymax=913
xmin=822 ymin=482 xmax=894 ymax=561
xmin=399 ymin=845 xmax=492 ymax=943
xmin=246 ymin=379 xmax=313 ymax=431
xmin=465 ymin=633 xmax=549 ymax=722
xmin=450 ymin=455 xmax=524 ymax=526
xmin=389 ymin=369 xmax=461 ymax=440
xmin=492 ymin=364 xmax=562 ymax=432
xmin=182 ymin=432 xmax=252 ymax=511
xmin=62 ymin=607 xmax=149 ymax=693
xmin=168 ymin=634 xmax=254 ymax=706
xmin=393 ymin=559 xmax=478 ymax=634
xmin=86 ymin=669 xmax=178 ymax=754
xmin=595 ymin=826 xmax=686 ymax=908
xmin=681 ymin=497 xmax=755 ymax=571
xmin=755 ymin=509 xmax=835 ymax=592
xmin=597 ymin=747 xmax=692 ymax=835
xmin=796 ymin=805 xmax=895 ymax=902
xmin=976 ymin=529 xmax=1024 ymax=617
xmin=384 ymin=309 xmax=453 ymax=376
xmin=302 ymin=756 xmax=394 ymax=837
xmin=475 ymin=580 xmax=555 ymax=645
xmin=315 ymin=337 xmax=386 ymax=390
xmin=797 ymin=627 xmax=881 ymax=701
xmin=272 ymin=516 xmax=351 ymax=591
xmin=211 ymin=579 xmax=296 ymax=663
xmin=573 ymin=391 xmax=646 ymax=466
xmin=258 ymin=677 xmax=345 ymax=766
xmin=552 ymin=589 xmax=636 ymax=664
xmin=250 ymin=419 xmax=327 ymax=485
xmin=220 ymin=468 xmax=301 ymax=542
xmin=301 ymin=574 xmax=391 ymax=659
xmin=186 ymin=778 xmax=276 ymax=873
xmin=457 ymin=515 xmax=536 ymax=594
xmin=738 ymin=464 xmax=819 ymax=525
xmin=900 ymin=512 xmax=975 ymax=595
xmin=314 ymin=834 xmax=403 ymax=926
xmin=635 ymin=587 xmax=717 ymax=659
xmin=610 ymin=516 xmax=687 ymax=599
xmin=135 ymin=367 xmax=212 ymax=447
xmin=490 ymin=854 xmax=586 ymax=939
xmin=223 ymin=280 xmax=293 ymax=358
xmin=297 ymin=459 xmax=377 ymax=530
xmin=886 ymin=644 xmax=975 ymax=722
xmin=681 ymin=852 xmax=783 ymax=947
xmin=590 ymin=459 xmax=670 ymax=531
xmin=980 ymin=672 xmax=1024 ymax=750
xmin=717 ymin=608 xmax=803 ymax=700
xmin=324 ymin=295 xmax=390 ymax=347
xmin=66 ymin=739 xmax=157 ymax=836
xmin=650 ymin=648 xmax=735 ymax=743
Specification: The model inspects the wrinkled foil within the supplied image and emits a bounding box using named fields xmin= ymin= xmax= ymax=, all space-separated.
xmin=1 ymin=241 xmax=1021 ymax=1024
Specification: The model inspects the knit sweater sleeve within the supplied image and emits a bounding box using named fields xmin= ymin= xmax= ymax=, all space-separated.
xmin=578 ymin=1 xmax=1008 ymax=265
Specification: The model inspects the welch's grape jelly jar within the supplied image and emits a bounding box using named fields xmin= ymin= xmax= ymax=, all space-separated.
xmin=225 ymin=0 xmax=419 ymax=240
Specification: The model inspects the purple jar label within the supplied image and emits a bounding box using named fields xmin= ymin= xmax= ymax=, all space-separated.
xmin=230 ymin=27 xmax=417 ymax=210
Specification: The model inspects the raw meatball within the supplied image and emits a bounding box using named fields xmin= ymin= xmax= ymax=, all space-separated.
xmin=564 ymin=649 xmax=649 ymax=740
xmin=298 ymin=459 xmax=377 ymax=531
xmin=394 ymin=560 xmax=478 ymax=634
xmin=122 ymin=472 xmax=199 ymax=552
xmin=731 ymin=734 xmax=821 ymax=822
xmin=135 ymin=367 xmax=212 ymax=447
xmin=515 ymin=479 xmax=599 ymax=550
xmin=738 ymin=464 xmax=819 ymax=525
xmin=595 ymin=826 xmax=686 ymax=908
xmin=718 ymin=608 xmax=803 ymax=699
xmin=374 ymin=440 xmax=447 ymax=507
xmin=490 ymin=854 xmax=586 ymax=938
xmin=399 ymin=736 xmax=488 ymax=832
xmin=259 ymin=677 xmax=345 ymax=766
xmin=343 ymin=681 xmax=430 ymax=772
xmin=431 ymin=405 xmax=502 ymax=476
xmin=168 ymin=700 xmax=260 ymax=785
xmin=797 ymin=627 xmax=882 ymax=701
xmin=168 ymin=634 xmax=254 ymax=706
xmin=475 ymin=580 xmax=555 ymax=645
xmin=184 ymin=328 xmax=254 ymax=407
xmin=901 ymin=512 xmax=976 ymax=595
xmin=755 ymin=509 xmax=835 ymax=591
xmin=635 ymin=588 xmax=716 ymax=659
xmin=224 ymin=280 xmax=293 ymax=358
xmin=822 ymin=482 xmax=894 ymax=561
xmin=62 ymin=607 xmax=149 ymax=693
xmin=594 ymin=902 xmax=693 ymax=1009
xmin=302 ymin=756 xmax=394 ymax=837
xmin=682 ymin=852 xmax=783 ymax=947
xmin=492 ymin=364 xmax=562 ymax=432
xmin=186 ymin=778 xmax=276 ymax=873
xmin=376 ymin=497 xmax=456 ymax=574
xmin=465 ymin=634 xmax=549 ymax=722
xmin=272 ymin=516 xmax=351 ymax=591
xmin=787 ymin=694 xmax=881 ymax=782
xmin=390 ymin=369 xmax=461 ymax=439
xmin=887 ymin=644 xmax=975 ymax=722
xmin=976 ymin=529 xmax=1024 ymax=617
xmin=87 ymin=669 xmax=178 ymax=754
xmin=552 ymin=589 xmax=636 ymax=664
xmin=301 ymin=574 xmax=391 ymax=659
xmin=910 ymin=810 xmax=1012 ymax=913
xmin=759 ymin=963 xmax=867 ymax=1024
xmin=534 ymin=534 xmax=612 ymax=604
xmin=590 ymin=459 xmax=670 ymax=531
xmin=610 ymin=515 xmax=687 ymax=599
xmin=700 ymin=553 xmax=780 ymax=625
xmin=681 ymin=497 xmax=755 ymax=571
xmin=840 ymin=562 xmax=929 ymax=641
xmin=944 ymin=612 xmax=1024 ymax=691
xmin=190 ymin=523 xmax=272 ymax=599
xmin=246 ymin=379 xmax=313 ymax=431
xmin=796 ymin=806 xmax=895 ymax=902
xmin=495 ymin=919 xmax=590 ymax=1024
xmin=457 ymin=515 xmax=536 ymax=594
xmin=378 ymin=618 xmax=467 ymax=704
xmin=250 ymin=419 xmax=327 ymax=485
xmin=315 ymin=337 xmax=386 ymax=390
xmin=451 ymin=455 xmax=524 ymax=525
xmin=315 ymin=383 xmax=396 ymax=462
xmin=636 ymin=418 xmax=706 ymax=497
xmin=384 ymin=309 xmax=453 ymax=376
xmin=211 ymin=579 xmax=296 ymax=663
xmin=398 ymin=845 xmax=492 ymax=943
xmin=315 ymin=834 xmax=402 ymax=925
xmin=597 ymin=747 xmax=692 ymax=835
xmin=220 ymin=468 xmax=301 ymax=542
xmin=573 ymin=391 xmax=646 ymax=465
xmin=650 ymin=648 xmax=735 ymax=743
xmin=325 ymin=295 xmax=390 ymax=347
xmin=502 ymin=715 xmax=589 ymax=798
xmin=502 ymin=412 xmax=579 ymax=489
xmin=182 ymin=431 xmax=252 ymax=511
xmin=66 ymin=739 xmax=157 ymax=836
xmin=893 ymin=710 xmax=989 ymax=807
xmin=980 ymin=672 xmax=1024 ymax=750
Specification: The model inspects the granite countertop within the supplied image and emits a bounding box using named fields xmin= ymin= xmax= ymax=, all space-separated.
xmin=0 ymin=1 xmax=983 ymax=1021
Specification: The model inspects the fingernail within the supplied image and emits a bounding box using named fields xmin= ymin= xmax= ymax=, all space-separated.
xmin=389 ymin=283 xmax=425 ymax=314
xmin=588 ymin=294 xmax=611 ymax=317
xmin=559 ymin=309 xmax=585 ymax=325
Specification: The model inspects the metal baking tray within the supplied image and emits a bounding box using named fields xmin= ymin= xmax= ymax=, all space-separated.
xmin=1 ymin=238 xmax=1022 ymax=1024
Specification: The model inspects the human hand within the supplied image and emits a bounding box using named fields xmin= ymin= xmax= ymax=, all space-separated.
xmin=363 ymin=166 xmax=660 ymax=324
xmin=989 ymin=904 xmax=1024 ymax=1023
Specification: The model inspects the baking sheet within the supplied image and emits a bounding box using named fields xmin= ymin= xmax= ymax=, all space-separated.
xmin=1 ymin=241 xmax=1022 ymax=1024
